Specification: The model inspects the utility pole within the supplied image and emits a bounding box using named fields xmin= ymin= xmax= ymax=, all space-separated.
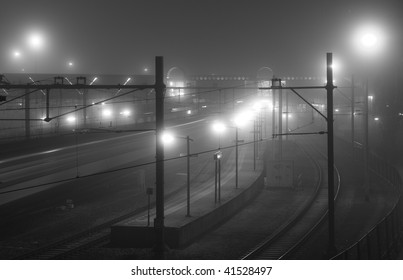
xmin=25 ymin=87 xmax=31 ymax=139
xmin=259 ymin=53 xmax=337 ymax=257
xmin=154 ymin=56 xmax=166 ymax=256
xmin=285 ymin=90 xmax=289 ymax=141
xmin=351 ymin=75 xmax=355 ymax=154
xmin=186 ymin=135 xmax=191 ymax=217
xmin=278 ymin=82 xmax=283 ymax=160
xmin=272 ymin=89 xmax=276 ymax=160
xmin=364 ymin=77 xmax=369 ymax=200
xmin=326 ymin=52 xmax=336 ymax=256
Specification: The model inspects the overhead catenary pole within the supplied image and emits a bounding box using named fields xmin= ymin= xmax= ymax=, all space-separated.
xmin=351 ymin=74 xmax=355 ymax=154
xmin=272 ymin=89 xmax=276 ymax=160
xmin=286 ymin=90 xmax=289 ymax=140
xmin=186 ymin=135 xmax=191 ymax=217
xmin=45 ymin=88 xmax=50 ymax=121
xmin=257 ymin=54 xmax=336 ymax=256
xmin=154 ymin=56 xmax=166 ymax=255
xmin=326 ymin=52 xmax=336 ymax=256
xmin=235 ymin=126 xmax=239 ymax=189
xmin=25 ymin=86 xmax=31 ymax=139
xmin=364 ymin=77 xmax=369 ymax=200
xmin=278 ymin=83 xmax=283 ymax=160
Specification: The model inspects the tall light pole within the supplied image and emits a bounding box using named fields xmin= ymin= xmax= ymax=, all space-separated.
xmin=326 ymin=52 xmax=336 ymax=256
xmin=154 ymin=56 xmax=166 ymax=255
xmin=162 ymin=132 xmax=194 ymax=217
xmin=353 ymin=23 xmax=385 ymax=200
xmin=351 ymin=74 xmax=355 ymax=154
xmin=364 ymin=78 xmax=370 ymax=200
xmin=235 ymin=126 xmax=239 ymax=188
xmin=212 ymin=120 xmax=240 ymax=189
xmin=214 ymin=151 xmax=222 ymax=203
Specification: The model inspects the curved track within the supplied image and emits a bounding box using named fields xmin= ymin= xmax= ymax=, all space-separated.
xmin=241 ymin=138 xmax=341 ymax=260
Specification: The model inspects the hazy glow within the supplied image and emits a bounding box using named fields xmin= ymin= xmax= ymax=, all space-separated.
xmin=212 ymin=121 xmax=226 ymax=134
xmin=252 ymin=99 xmax=272 ymax=111
xmin=67 ymin=116 xmax=76 ymax=123
xmin=28 ymin=33 xmax=44 ymax=50
xmin=120 ymin=110 xmax=131 ymax=117
xmin=361 ymin=32 xmax=378 ymax=49
xmin=352 ymin=23 xmax=386 ymax=56
xmin=161 ymin=131 xmax=175 ymax=145
xmin=13 ymin=51 xmax=21 ymax=58
xmin=102 ymin=109 xmax=112 ymax=117
xmin=233 ymin=110 xmax=254 ymax=127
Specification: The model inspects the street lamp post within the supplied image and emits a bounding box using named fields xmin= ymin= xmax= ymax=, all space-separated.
xmin=364 ymin=77 xmax=370 ymax=200
xmin=185 ymin=135 xmax=193 ymax=216
xmin=214 ymin=151 xmax=222 ymax=203
xmin=154 ymin=56 xmax=166 ymax=255
xmin=351 ymin=75 xmax=355 ymax=154
xmin=215 ymin=120 xmax=244 ymax=189
xmin=253 ymin=119 xmax=257 ymax=170
xmin=326 ymin=53 xmax=336 ymax=256
xmin=235 ymin=126 xmax=239 ymax=189
xmin=162 ymin=132 xmax=194 ymax=217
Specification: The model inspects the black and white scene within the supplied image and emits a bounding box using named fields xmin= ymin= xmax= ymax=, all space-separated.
xmin=1 ymin=0 xmax=403 ymax=261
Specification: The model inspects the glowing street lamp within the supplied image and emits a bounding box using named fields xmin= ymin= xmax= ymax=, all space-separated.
xmin=13 ymin=51 xmax=21 ymax=58
xmin=161 ymin=131 xmax=194 ymax=216
xmin=120 ymin=110 xmax=131 ymax=117
xmin=28 ymin=33 xmax=45 ymax=51
xmin=212 ymin=121 xmax=226 ymax=148
xmin=212 ymin=121 xmax=226 ymax=134
xmin=67 ymin=116 xmax=76 ymax=123
xmin=352 ymin=24 xmax=386 ymax=57
xmin=27 ymin=31 xmax=46 ymax=73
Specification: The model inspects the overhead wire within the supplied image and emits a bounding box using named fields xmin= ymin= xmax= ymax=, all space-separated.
xmin=0 ymin=136 xmax=268 ymax=195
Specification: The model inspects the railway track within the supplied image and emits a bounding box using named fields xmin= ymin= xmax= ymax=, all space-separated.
xmin=241 ymin=138 xmax=341 ymax=260
xmin=14 ymin=205 xmax=149 ymax=260
xmin=14 ymin=143 xmax=253 ymax=259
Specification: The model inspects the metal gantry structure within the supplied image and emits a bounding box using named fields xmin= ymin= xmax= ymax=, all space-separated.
xmin=261 ymin=52 xmax=337 ymax=256
xmin=1 ymin=56 xmax=168 ymax=255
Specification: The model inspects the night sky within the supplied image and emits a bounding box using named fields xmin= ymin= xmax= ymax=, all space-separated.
xmin=1 ymin=0 xmax=402 ymax=77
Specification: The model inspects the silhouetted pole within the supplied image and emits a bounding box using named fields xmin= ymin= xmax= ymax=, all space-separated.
xmin=235 ymin=126 xmax=239 ymax=188
xmin=253 ymin=119 xmax=257 ymax=170
xmin=215 ymin=159 xmax=218 ymax=203
xmin=286 ymin=90 xmax=289 ymax=140
xmin=186 ymin=135 xmax=191 ymax=217
xmin=351 ymin=74 xmax=355 ymax=154
xmin=278 ymin=84 xmax=283 ymax=160
xmin=45 ymin=88 xmax=50 ymax=121
xmin=154 ymin=56 xmax=166 ymax=255
xmin=25 ymin=87 xmax=30 ymax=139
xmin=364 ymin=77 xmax=370 ymax=200
xmin=272 ymin=89 xmax=276 ymax=160
xmin=214 ymin=151 xmax=222 ymax=203
xmin=326 ymin=52 xmax=336 ymax=256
